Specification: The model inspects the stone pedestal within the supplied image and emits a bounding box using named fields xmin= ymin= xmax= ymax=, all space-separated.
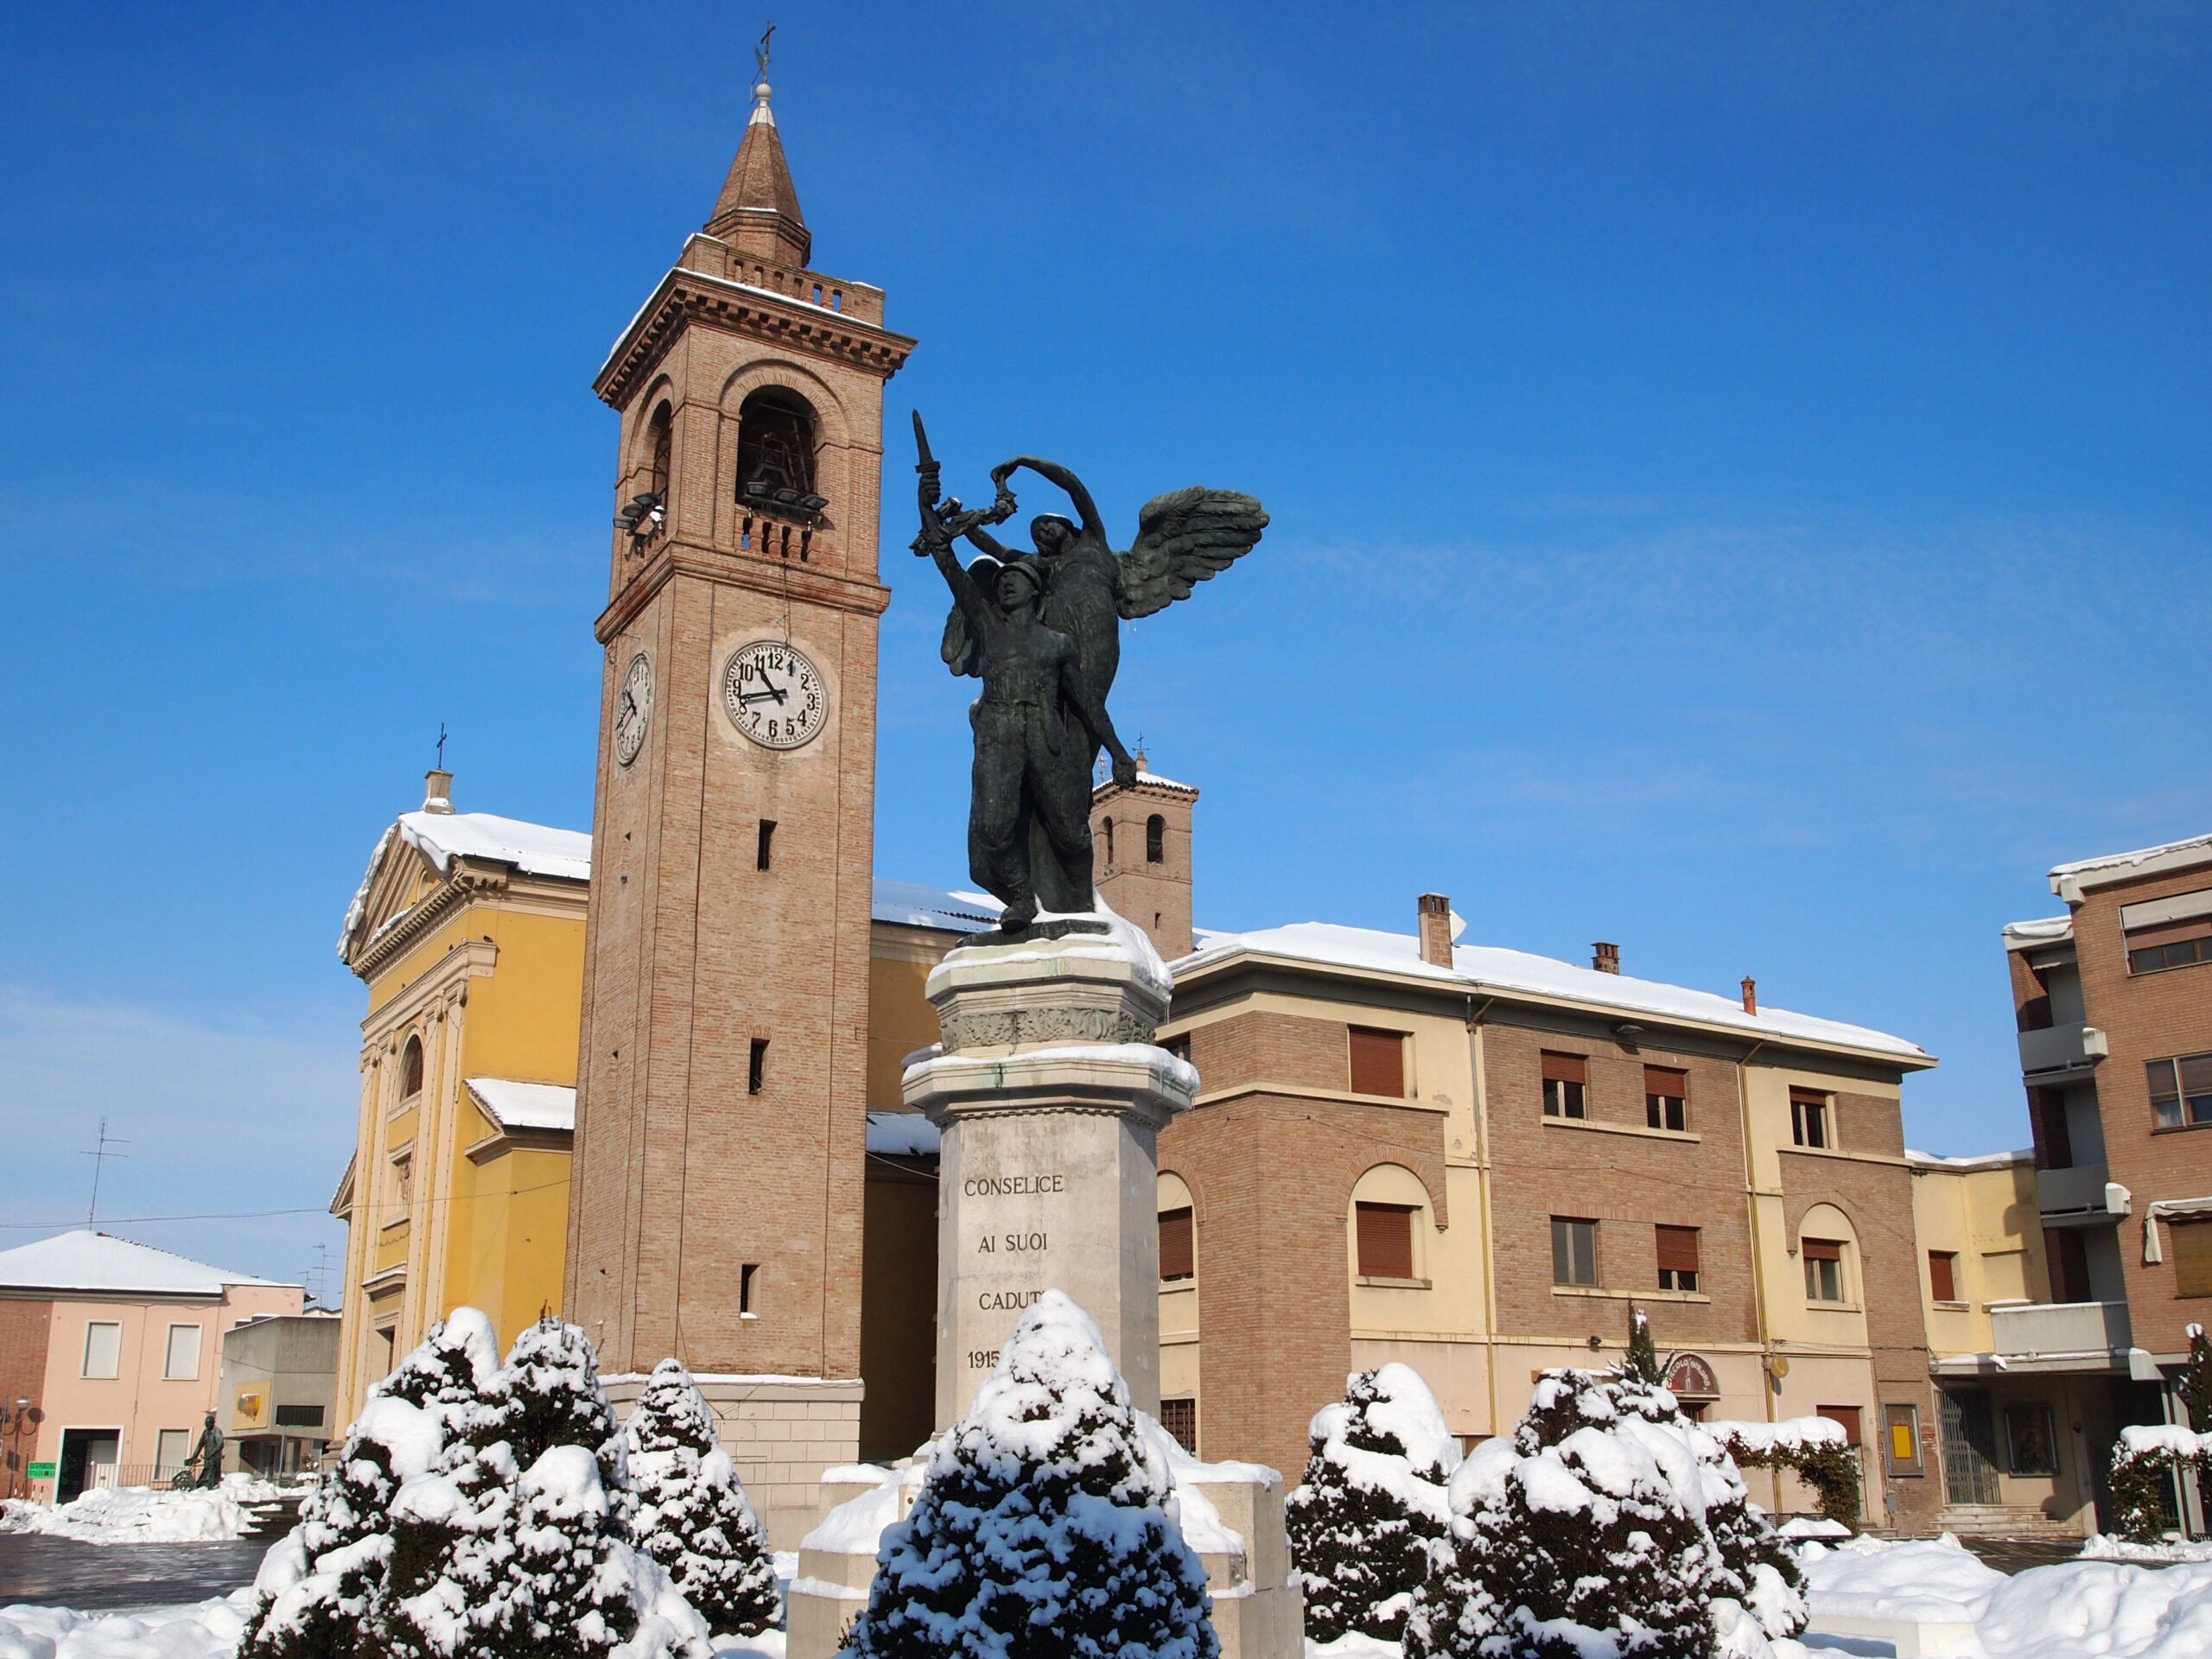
xmin=901 ymin=915 xmax=1196 ymax=1427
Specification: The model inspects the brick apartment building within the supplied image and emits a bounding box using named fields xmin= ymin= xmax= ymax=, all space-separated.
xmin=2001 ymin=830 xmax=2212 ymax=1526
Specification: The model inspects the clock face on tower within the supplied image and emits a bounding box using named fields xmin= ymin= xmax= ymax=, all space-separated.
xmin=723 ymin=639 xmax=827 ymax=750
xmin=614 ymin=652 xmax=652 ymax=766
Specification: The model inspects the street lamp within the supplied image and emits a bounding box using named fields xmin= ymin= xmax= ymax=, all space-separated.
xmin=0 ymin=1398 xmax=41 ymax=1501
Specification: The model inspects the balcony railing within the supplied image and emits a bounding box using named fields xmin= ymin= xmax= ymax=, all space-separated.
xmin=1990 ymin=1300 xmax=2132 ymax=1360
xmin=2037 ymin=1163 xmax=2129 ymax=1223
xmin=2018 ymin=1021 xmax=2107 ymax=1077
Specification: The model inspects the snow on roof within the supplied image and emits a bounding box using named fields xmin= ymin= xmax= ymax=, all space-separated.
xmin=0 ymin=1231 xmax=291 ymax=1296
xmin=2003 ymin=915 xmax=2074 ymax=950
xmin=397 ymin=811 xmax=592 ymax=883
xmin=865 ymin=1110 xmax=940 ymax=1157
xmin=465 ymin=1077 xmax=576 ymax=1133
xmin=870 ymin=880 xmax=1001 ymax=934
xmin=2050 ymin=830 xmax=2212 ymax=887
xmin=1128 ymin=770 xmax=1196 ymax=794
xmin=1179 ymin=921 xmax=1929 ymax=1062
xmin=1906 ymin=1147 xmax=2035 ymax=1173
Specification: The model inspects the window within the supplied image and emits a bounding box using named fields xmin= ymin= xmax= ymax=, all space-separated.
xmin=163 ymin=1324 xmax=201 ymax=1381
xmin=1790 ymin=1088 xmax=1830 ymax=1148
xmin=1348 ymin=1027 xmax=1407 ymax=1097
xmin=1160 ymin=1397 xmax=1198 ymax=1452
xmin=1644 ymin=1066 xmax=1688 ymax=1132
xmin=1146 ymin=814 xmax=1166 ymax=863
xmin=1885 ymin=1403 xmax=1924 ymax=1476
xmin=2046 ymin=1226 xmax=2093 ymax=1302
xmin=2127 ymin=916 xmax=2212 ymax=975
xmin=399 ymin=1035 xmax=424 ymax=1101
xmin=747 ymin=1038 xmax=768 ymax=1095
xmin=1541 ymin=1052 xmax=1587 ymax=1119
xmin=1928 ymin=1251 xmax=1959 ymax=1303
xmin=82 ymin=1321 xmax=122 ymax=1379
xmin=1159 ymin=1207 xmax=1194 ymax=1281
xmin=2174 ymin=1222 xmax=2212 ymax=1298
xmin=1552 ymin=1217 xmax=1599 ymax=1287
xmin=1100 ymin=817 xmax=1114 ymax=864
xmin=156 ymin=1427 xmax=191 ymax=1480
xmin=1803 ymin=1237 xmax=1846 ymax=1301
xmin=756 ymin=820 xmax=776 ymax=871
xmin=2005 ymin=1404 xmax=2057 ymax=1475
xmin=1818 ymin=1405 xmax=1862 ymax=1446
xmin=645 ymin=402 xmax=672 ymax=513
xmin=2147 ymin=1054 xmax=2212 ymax=1129
xmin=1162 ymin=1033 xmax=1192 ymax=1065
xmin=1656 ymin=1225 xmax=1700 ymax=1292
xmin=1356 ymin=1203 xmax=1417 ymax=1279
xmin=734 ymin=388 xmax=819 ymax=509
xmin=739 ymin=1263 xmax=760 ymax=1317
xmin=274 ymin=1403 xmax=325 ymax=1428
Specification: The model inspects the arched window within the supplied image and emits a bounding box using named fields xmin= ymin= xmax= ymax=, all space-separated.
xmin=1351 ymin=1164 xmax=1431 ymax=1283
xmin=734 ymin=388 xmax=822 ymax=512
xmin=399 ymin=1034 xmax=424 ymax=1102
xmin=1101 ymin=817 xmax=1115 ymax=865
xmin=646 ymin=403 xmax=672 ymax=503
xmin=1797 ymin=1204 xmax=1860 ymax=1306
xmin=1146 ymin=814 xmax=1166 ymax=864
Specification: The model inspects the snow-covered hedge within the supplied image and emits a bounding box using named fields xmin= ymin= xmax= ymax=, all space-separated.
xmin=1286 ymin=1363 xmax=1459 ymax=1643
xmin=837 ymin=1289 xmax=1217 ymax=1659
xmin=2108 ymin=1322 xmax=2212 ymax=1545
xmin=1406 ymin=1357 xmax=1806 ymax=1659
xmin=1706 ymin=1416 xmax=1860 ymax=1525
xmin=626 ymin=1357 xmax=781 ymax=1637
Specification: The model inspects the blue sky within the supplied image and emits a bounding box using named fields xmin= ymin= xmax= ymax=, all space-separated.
xmin=2 ymin=3 xmax=2207 ymax=1287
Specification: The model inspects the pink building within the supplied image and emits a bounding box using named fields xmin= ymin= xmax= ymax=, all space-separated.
xmin=0 ymin=1232 xmax=302 ymax=1502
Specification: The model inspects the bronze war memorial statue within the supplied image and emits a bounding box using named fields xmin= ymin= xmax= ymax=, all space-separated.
xmin=912 ymin=413 xmax=1267 ymax=938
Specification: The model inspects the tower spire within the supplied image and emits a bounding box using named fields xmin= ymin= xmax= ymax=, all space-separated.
xmin=707 ymin=23 xmax=810 ymax=267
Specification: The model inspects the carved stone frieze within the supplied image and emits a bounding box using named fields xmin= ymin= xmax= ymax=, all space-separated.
xmin=938 ymin=1005 xmax=1155 ymax=1054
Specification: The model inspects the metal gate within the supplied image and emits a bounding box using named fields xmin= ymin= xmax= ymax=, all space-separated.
xmin=1940 ymin=1387 xmax=2002 ymax=1505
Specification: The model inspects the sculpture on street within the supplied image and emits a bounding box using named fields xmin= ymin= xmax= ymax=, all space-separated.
xmin=178 ymin=1409 xmax=225 ymax=1491
xmin=912 ymin=415 xmax=1266 ymax=937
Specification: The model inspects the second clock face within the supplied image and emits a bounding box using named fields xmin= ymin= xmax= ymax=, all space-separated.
xmin=614 ymin=652 xmax=652 ymax=766
xmin=723 ymin=639 xmax=827 ymax=750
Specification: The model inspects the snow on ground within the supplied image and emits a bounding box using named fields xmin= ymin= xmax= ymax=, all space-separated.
xmin=0 ymin=1590 xmax=251 ymax=1659
xmin=0 ymin=1478 xmax=274 ymax=1543
xmin=2084 ymin=1535 xmax=2212 ymax=1564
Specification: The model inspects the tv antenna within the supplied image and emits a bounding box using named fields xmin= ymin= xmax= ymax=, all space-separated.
xmin=79 ymin=1117 xmax=130 ymax=1227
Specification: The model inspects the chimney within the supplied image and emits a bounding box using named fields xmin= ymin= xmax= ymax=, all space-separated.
xmin=423 ymin=769 xmax=454 ymax=815
xmin=1418 ymin=893 xmax=1454 ymax=968
xmin=1592 ymin=941 xmax=1620 ymax=975
xmin=1740 ymin=976 xmax=1758 ymax=1015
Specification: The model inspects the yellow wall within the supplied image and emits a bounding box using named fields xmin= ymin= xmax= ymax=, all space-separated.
xmin=1910 ymin=1154 xmax=2048 ymax=1358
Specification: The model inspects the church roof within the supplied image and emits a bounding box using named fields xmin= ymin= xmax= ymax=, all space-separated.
xmin=707 ymin=79 xmax=810 ymax=264
xmin=0 ymin=1230 xmax=291 ymax=1296
xmin=1180 ymin=921 xmax=1931 ymax=1065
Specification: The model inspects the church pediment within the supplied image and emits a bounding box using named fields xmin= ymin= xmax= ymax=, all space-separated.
xmin=335 ymin=823 xmax=450 ymax=976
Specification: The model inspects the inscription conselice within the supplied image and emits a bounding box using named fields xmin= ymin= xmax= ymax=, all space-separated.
xmin=962 ymin=1172 xmax=1066 ymax=1196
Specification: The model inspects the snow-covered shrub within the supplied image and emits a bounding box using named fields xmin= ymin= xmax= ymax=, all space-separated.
xmin=626 ymin=1357 xmax=779 ymax=1637
xmin=1707 ymin=1417 xmax=1861 ymax=1525
xmin=501 ymin=1315 xmax=632 ymax=1527
xmin=2110 ymin=1425 xmax=2209 ymax=1544
xmin=839 ymin=1289 xmax=1217 ymax=1659
xmin=1286 ymin=1363 xmax=1459 ymax=1642
xmin=1406 ymin=1363 xmax=1806 ymax=1659
xmin=238 ymin=1311 xmax=502 ymax=1659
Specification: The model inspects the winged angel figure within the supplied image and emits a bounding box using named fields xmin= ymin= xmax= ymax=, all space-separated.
xmin=915 ymin=432 xmax=1267 ymax=935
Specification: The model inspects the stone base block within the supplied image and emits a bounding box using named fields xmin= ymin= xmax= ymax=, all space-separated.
xmin=603 ymin=1373 xmax=862 ymax=1550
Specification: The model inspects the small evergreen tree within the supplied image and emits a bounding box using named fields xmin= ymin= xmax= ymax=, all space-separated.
xmin=840 ymin=1290 xmax=1217 ymax=1659
xmin=626 ymin=1358 xmax=780 ymax=1637
xmin=238 ymin=1311 xmax=505 ymax=1659
xmin=496 ymin=1444 xmax=696 ymax=1658
xmin=503 ymin=1316 xmax=632 ymax=1524
xmin=2179 ymin=1323 xmax=2212 ymax=1434
xmin=1624 ymin=1303 xmax=1660 ymax=1384
xmin=1286 ymin=1363 xmax=1458 ymax=1642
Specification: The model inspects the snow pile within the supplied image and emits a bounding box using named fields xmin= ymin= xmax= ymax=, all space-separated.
xmin=2087 ymin=1535 xmax=2212 ymax=1563
xmin=1796 ymin=1533 xmax=2003 ymax=1627
xmin=0 ymin=1589 xmax=253 ymax=1659
xmin=1406 ymin=1359 xmax=1806 ymax=1659
xmin=0 ymin=1483 xmax=259 ymax=1543
xmin=1287 ymin=1364 xmax=1459 ymax=1642
xmin=239 ymin=1308 xmax=709 ymax=1659
xmin=839 ymin=1289 xmax=1217 ymax=1659
xmin=627 ymin=1358 xmax=780 ymax=1637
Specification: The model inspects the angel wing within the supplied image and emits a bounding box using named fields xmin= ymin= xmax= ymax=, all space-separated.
xmin=939 ymin=554 xmax=1004 ymax=678
xmin=1116 ymin=487 xmax=1268 ymax=620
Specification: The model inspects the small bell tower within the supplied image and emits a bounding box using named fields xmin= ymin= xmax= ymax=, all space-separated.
xmin=1092 ymin=755 xmax=1199 ymax=961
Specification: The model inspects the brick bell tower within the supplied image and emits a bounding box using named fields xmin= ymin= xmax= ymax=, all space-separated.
xmin=566 ymin=65 xmax=915 ymax=1388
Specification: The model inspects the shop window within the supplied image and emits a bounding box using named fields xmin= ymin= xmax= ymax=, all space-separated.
xmin=1644 ymin=1065 xmax=1688 ymax=1132
xmin=2147 ymin=1053 xmax=2212 ymax=1129
xmin=1790 ymin=1088 xmax=1831 ymax=1148
xmin=1541 ymin=1052 xmax=1587 ymax=1119
xmin=1928 ymin=1250 xmax=1959 ymax=1303
xmin=1357 ymin=1203 xmax=1417 ymax=1280
xmin=1656 ymin=1224 xmax=1700 ymax=1292
xmin=1159 ymin=1207 xmax=1194 ymax=1281
xmin=1348 ymin=1027 xmax=1407 ymax=1097
xmin=1803 ymin=1237 xmax=1846 ymax=1301
xmin=274 ymin=1404 xmax=325 ymax=1428
xmin=1552 ymin=1217 xmax=1599 ymax=1287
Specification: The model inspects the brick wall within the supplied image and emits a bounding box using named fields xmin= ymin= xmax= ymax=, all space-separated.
xmin=1186 ymin=1011 xmax=1351 ymax=1098
xmin=1159 ymin=1090 xmax=1448 ymax=1478
xmin=0 ymin=1300 xmax=49 ymax=1496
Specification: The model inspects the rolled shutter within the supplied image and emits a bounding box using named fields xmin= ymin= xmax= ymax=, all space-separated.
xmin=1656 ymin=1225 xmax=1700 ymax=1273
xmin=2175 ymin=1223 xmax=2212 ymax=1298
xmin=1158 ymin=1208 xmax=1194 ymax=1281
xmin=1802 ymin=1237 xmax=1842 ymax=1262
xmin=1643 ymin=1066 xmax=1688 ymax=1097
xmin=1928 ymin=1251 xmax=1956 ymax=1302
xmin=1357 ymin=1203 xmax=1416 ymax=1279
xmin=1349 ymin=1027 xmax=1407 ymax=1097
xmin=1541 ymin=1052 xmax=1588 ymax=1084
